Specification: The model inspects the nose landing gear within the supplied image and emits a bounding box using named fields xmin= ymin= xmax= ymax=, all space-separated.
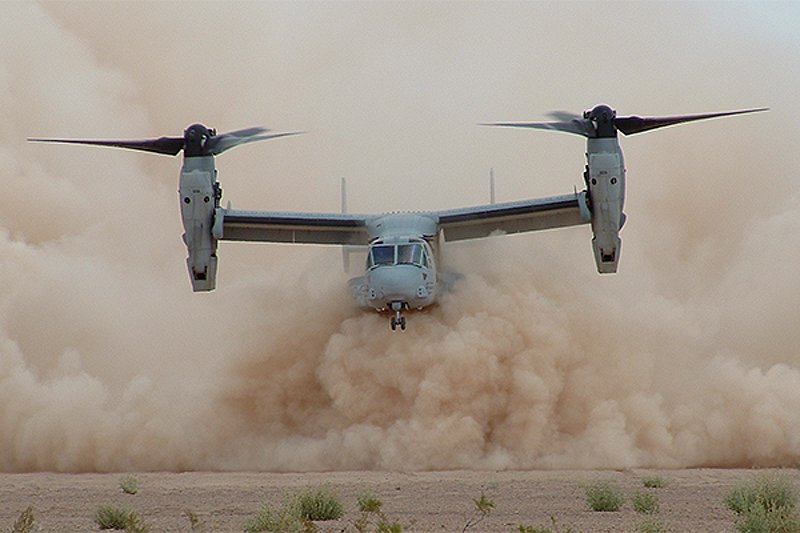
xmin=390 ymin=301 xmax=407 ymax=331
xmin=390 ymin=315 xmax=406 ymax=331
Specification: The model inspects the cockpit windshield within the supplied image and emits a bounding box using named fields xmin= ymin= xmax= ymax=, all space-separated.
xmin=397 ymin=244 xmax=425 ymax=266
xmin=370 ymin=245 xmax=395 ymax=267
xmin=368 ymin=242 xmax=428 ymax=269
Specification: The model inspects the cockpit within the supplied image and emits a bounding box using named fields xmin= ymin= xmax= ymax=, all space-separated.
xmin=367 ymin=240 xmax=429 ymax=269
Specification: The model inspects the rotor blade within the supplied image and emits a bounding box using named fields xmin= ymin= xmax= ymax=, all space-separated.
xmin=216 ymin=126 xmax=271 ymax=138
xmin=615 ymin=107 xmax=769 ymax=136
xmin=546 ymin=111 xmax=583 ymax=122
xmin=206 ymin=130 xmax=305 ymax=155
xmin=27 ymin=136 xmax=185 ymax=156
xmin=481 ymin=120 xmax=594 ymax=137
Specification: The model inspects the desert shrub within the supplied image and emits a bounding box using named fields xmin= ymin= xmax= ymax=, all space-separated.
xmin=642 ymin=475 xmax=666 ymax=489
xmin=243 ymin=503 xmax=301 ymax=533
xmin=297 ymin=485 xmax=344 ymax=521
xmin=358 ymin=489 xmax=383 ymax=514
xmin=244 ymin=485 xmax=344 ymax=532
xmin=354 ymin=488 xmax=403 ymax=533
xmin=120 ymin=475 xmax=139 ymax=495
xmin=632 ymin=490 xmax=660 ymax=514
xmin=462 ymin=491 xmax=495 ymax=532
xmin=583 ymin=479 xmax=624 ymax=512
xmin=725 ymin=473 xmax=796 ymax=515
xmin=95 ymin=504 xmax=133 ymax=530
xmin=185 ymin=509 xmax=207 ymax=532
xmin=10 ymin=505 xmax=35 ymax=533
xmin=636 ymin=517 xmax=667 ymax=533
xmin=519 ymin=527 xmax=548 ymax=533
xmin=94 ymin=503 xmax=149 ymax=532
xmin=725 ymin=473 xmax=800 ymax=533
xmin=375 ymin=520 xmax=403 ymax=533
xmin=734 ymin=501 xmax=800 ymax=533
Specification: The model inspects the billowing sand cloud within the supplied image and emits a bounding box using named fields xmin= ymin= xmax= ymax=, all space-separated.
xmin=1 ymin=2 xmax=799 ymax=472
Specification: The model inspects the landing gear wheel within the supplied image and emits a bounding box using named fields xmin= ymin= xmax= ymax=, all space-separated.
xmin=390 ymin=302 xmax=407 ymax=331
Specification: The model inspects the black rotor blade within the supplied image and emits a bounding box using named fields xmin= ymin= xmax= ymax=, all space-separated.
xmin=615 ymin=108 xmax=768 ymax=136
xmin=214 ymin=126 xmax=271 ymax=140
xmin=206 ymin=129 xmax=305 ymax=155
xmin=546 ymin=111 xmax=583 ymax=122
xmin=27 ymin=136 xmax=185 ymax=156
xmin=481 ymin=120 xmax=594 ymax=137
xmin=249 ymin=131 xmax=306 ymax=142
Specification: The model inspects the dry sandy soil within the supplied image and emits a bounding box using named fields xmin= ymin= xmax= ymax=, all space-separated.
xmin=0 ymin=469 xmax=794 ymax=532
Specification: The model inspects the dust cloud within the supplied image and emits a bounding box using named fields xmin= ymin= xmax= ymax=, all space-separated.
xmin=1 ymin=2 xmax=800 ymax=472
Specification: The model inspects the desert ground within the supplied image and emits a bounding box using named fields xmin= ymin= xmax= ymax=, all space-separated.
xmin=0 ymin=468 xmax=793 ymax=532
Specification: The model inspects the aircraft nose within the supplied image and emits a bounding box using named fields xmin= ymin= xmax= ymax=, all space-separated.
xmin=368 ymin=266 xmax=430 ymax=307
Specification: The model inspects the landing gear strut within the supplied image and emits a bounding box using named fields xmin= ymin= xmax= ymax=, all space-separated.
xmin=390 ymin=302 xmax=407 ymax=331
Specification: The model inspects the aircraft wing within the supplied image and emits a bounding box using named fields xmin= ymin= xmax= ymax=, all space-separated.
xmin=215 ymin=208 xmax=371 ymax=245
xmin=434 ymin=192 xmax=589 ymax=242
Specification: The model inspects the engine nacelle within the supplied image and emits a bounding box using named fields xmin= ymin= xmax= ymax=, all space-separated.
xmin=586 ymin=138 xmax=626 ymax=274
xmin=178 ymin=156 xmax=219 ymax=291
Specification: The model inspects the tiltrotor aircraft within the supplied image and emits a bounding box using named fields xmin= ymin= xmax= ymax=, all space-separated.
xmin=30 ymin=105 xmax=766 ymax=330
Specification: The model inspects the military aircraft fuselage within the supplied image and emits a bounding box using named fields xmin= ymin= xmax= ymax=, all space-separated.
xmin=350 ymin=213 xmax=440 ymax=329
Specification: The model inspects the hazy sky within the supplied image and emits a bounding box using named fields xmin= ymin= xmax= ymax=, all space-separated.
xmin=1 ymin=1 xmax=800 ymax=472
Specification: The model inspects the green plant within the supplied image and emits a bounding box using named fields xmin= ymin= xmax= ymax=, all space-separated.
xmin=725 ymin=473 xmax=797 ymax=515
xmin=636 ymin=517 xmax=667 ymax=533
xmin=297 ymin=485 xmax=344 ymax=521
xmin=725 ymin=473 xmax=800 ymax=533
xmin=95 ymin=504 xmax=133 ymax=530
xmin=10 ymin=505 xmax=35 ymax=533
xmin=358 ymin=489 xmax=383 ymax=514
xmin=299 ymin=517 xmax=318 ymax=533
xmin=735 ymin=501 xmax=800 ymax=533
xmin=642 ymin=475 xmax=666 ymax=489
xmin=185 ymin=509 xmax=207 ymax=532
xmin=94 ymin=503 xmax=149 ymax=532
xmin=125 ymin=515 xmax=150 ymax=533
xmin=375 ymin=520 xmax=403 ymax=533
xmin=244 ymin=486 xmax=343 ymax=533
xmin=632 ymin=490 xmax=660 ymax=514
xmin=583 ymin=479 xmax=624 ymax=512
xmin=461 ymin=491 xmax=495 ymax=532
xmin=354 ymin=489 xmax=403 ymax=533
xmin=243 ymin=503 xmax=300 ymax=533
xmin=120 ymin=475 xmax=139 ymax=495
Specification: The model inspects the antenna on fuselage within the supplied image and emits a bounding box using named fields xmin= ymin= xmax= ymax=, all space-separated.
xmin=490 ymin=168 xmax=496 ymax=205
xmin=341 ymin=177 xmax=351 ymax=273
xmin=341 ymin=177 xmax=348 ymax=214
